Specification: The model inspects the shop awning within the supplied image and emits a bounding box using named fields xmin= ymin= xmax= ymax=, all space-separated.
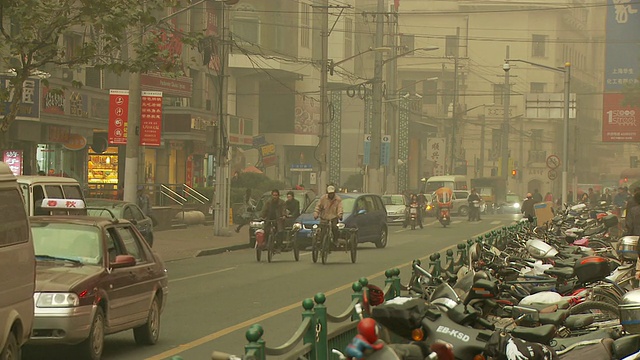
xmin=243 ymin=166 xmax=263 ymax=174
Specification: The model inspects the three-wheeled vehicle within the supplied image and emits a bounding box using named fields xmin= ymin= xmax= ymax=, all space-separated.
xmin=255 ymin=219 xmax=302 ymax=263
xmin=310 ymin=220 xmax=358 ymax=264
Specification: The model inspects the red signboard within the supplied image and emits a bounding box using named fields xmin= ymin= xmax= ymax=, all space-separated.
xmin=140 ymin=91 xmax=163 ymax=147
xmin=2 ymin=150 xmax=22 ymax=176
xmin=141 ymin=73 xmax=192 ymax=98
xmin=602 ymin=93 xmax=640 ymax=142
xmin=108 ymin=89 xmax=130 ymax=145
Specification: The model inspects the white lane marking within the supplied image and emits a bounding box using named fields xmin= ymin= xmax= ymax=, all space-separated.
xmin=491 ymin=220 xmax=501 ymax=225
xmin=170 ymin=267 xmax=236 ymax=283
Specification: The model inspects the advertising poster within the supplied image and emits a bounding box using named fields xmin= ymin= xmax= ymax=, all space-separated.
xmin=108 ymin=89 xmax=129 ymax=145
xmin=2 ymin=150 xmax=22 ymax=175
xmin=602 ymin=93 xmax=640 ymax=142
xmin=140 ymin=91 xmax=163 ymax=146
xmin=604 ymin=0 xmax=640 ymax=92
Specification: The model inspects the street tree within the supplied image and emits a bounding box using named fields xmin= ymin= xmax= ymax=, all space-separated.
xmin=0 ymin=0 xmax=196 ymax=148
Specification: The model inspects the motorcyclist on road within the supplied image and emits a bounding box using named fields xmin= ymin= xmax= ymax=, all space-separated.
xmin=403 ymin=194 xmax=424 ymax=229
xmin=313 ymin=185 xmax=344 ymax=245
xmin=467 ymin=188 xmax=482 ymax=221
xmin=434 ymin=187 xmax=453 ymax=221
xmin=260 ymin=189 xmax=286 ymax=246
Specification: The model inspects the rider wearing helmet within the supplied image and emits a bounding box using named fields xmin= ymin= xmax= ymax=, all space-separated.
xmin=313 ymin=185 xmax=343 ymax=245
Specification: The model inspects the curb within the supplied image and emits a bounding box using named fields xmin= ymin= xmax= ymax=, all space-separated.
xmin=195 ymin=243 xmax=251 ymax=257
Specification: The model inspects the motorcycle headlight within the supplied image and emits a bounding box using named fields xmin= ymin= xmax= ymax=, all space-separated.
xmin=426 ymin=205 xmax=432 ymax=210
xmin=513 ymin=203 xmax=520 ymax=209
xmin=293 ymin=222 xmax=302 ymax=230
xmin=312 ymin=224 xmax=318 ymax=229
xmin=337 ymin=223 xmax=346 ymax=229
xmin=35 ymin=292 xmax=80 ymax=308
xmin=250 ymin=221 xmax=264 ymax=228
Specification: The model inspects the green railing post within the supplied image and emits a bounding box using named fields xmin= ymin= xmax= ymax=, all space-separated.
xmin=245 ymin=324 xmax=265 ymax=360
xmin=314 ymin=293 xmax=329 ymax=360
xmin=445 ymin=249 xmax=454 ymax=273
xmin=351 ymin=281 xmax=364 ymax=320
xmin=384 ymin=270 xmax=395 ymax=300
xmin=391 ymin=268 xmax=401 ymax=297
xmin=457 ymin=243 xmax=467 ymax=266
xmin=301 ymin=298 xmax=317 ymax=360
xmin=466 ymin=238 xmax=474 ymax=253
xmin=485 ymin=233 xmax=492 ymax=246
xmin=428 ymin=253 xmax=441 ymax=278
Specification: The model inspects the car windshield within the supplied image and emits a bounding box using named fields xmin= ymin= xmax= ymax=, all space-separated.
xmin=506 ymin=194 xmax=521 ymax=203
xmin=303 ymin=197 xmax=356 ymax=214
xmin=31 ymin=223 xmax=103 ymax=265
xmin=382 ymin=195 xmax=405 ymax=205
xmin=87 ymin=207 xmax=123 ymax=218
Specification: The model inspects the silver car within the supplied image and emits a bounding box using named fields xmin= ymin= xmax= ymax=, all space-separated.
xmin=382 ymin=194 xmax=407 ymax=224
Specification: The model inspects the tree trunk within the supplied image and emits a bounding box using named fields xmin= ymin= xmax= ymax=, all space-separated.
xmin=0 ymin=76 xmax=26 ymax=151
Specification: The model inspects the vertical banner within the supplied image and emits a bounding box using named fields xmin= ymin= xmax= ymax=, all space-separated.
xmin=108 ymin=89 xmax=129 ymax=145
xmin=363 ymin=134 xmax=371 ymax=166
xmin=328 ymin=91 xmax=342 ymax=186
xmin=380 ymin=134 xmax=391 ymax=166
xmin=186 ymin=155 xmax=193 ymax=187
xmin=2 ymin=150 xmax=22 ymax=175
xmin=140 ymin=91 xmax=163 ymax=146
xmin=398 ymin=98 xmax=410 ymax=193
xmin=427 ymin=138 xmax=447 ymax=176
xmin=602 ymin=93 xmax=640 ymax=141
xmin=604 ymin=0 xmax=640 ymax=92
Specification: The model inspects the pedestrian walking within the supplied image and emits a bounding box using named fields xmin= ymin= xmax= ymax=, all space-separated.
xmin=521 ymin=193 xmax=536 ymax=224
xmin=137 ymin=185 xmax=151 ymax=216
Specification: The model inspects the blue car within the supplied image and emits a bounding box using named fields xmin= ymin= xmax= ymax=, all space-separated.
xmin=294 ymin=193 xmax=389 ymax=248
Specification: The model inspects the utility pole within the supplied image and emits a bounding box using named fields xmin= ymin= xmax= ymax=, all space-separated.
xmin=501 ymin=46 xmax=511 ymax=183
xmin=317 ymin=0 xmax=329 ymax=194
xmin=214 ymin=1 xmax=229 ymax=235
xmin=478 ymin=114 xmax=485 ymax=177
xmin=448 ymin=27 xmax=460 ymax=175
xmin=385 ymin=3 xmax=398 ymax=193
xmin=561 ymin=62 xmax=571 ymax=207
xmin=369 ymin=0 xmax=385 ymax=194
xmin=123 ymin=13 xmax=144 ymax=203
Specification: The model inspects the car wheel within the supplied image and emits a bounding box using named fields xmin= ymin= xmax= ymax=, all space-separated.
xmin=0 ymin=331 xmax=19 ymax=360
xmin=458 ymin=206 xmax=469 ymax=217
xmin=134 ymin=296 xmax=161 ymax=345
xmin=375 ymin=226 xmax=388 ymax=248
xmin=76 ymin=306 xmax=105 ymax=360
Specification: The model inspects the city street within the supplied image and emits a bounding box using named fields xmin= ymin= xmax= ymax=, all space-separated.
xmin=24 ymin=214 xmax=520 ymax=360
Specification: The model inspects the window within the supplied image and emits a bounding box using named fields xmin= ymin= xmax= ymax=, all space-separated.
xmin=344 ymin=18 xmax=353 ymax=58
xmin=105 ymin=228 xmax=125 ymax=263
xmin=423 ymin=80 xmax=437 ymax=104
xmin=532 ymin=34 xmax=547 ymax=57
xmin=130 ymin=206 xmax=145 ymax=221
xmin=400 ymin=34 xmax=414 ymax=51
xmin=116 ymin=227 xmax=145 ymax=263
xmin=233 ymin=17 xmax=260 ymax=44
xmin=400 ymin=80 xmax=415 ymax=95
xmin=0 ymin=189 xmax=29 ymax=247
xmin=445 ymin=35 xmax=459 ymax=57
xmin=123 ymin=207 xmax=134 ymax=221
xmin=62 ymin=185 xmax=83 ymax=200
xmin=530 ymin=82 xmax=545 ymax=94
xmin=300 ymin=3 xmax=310 ymax=48
xmin=493 ymin=84 xmax=505 ymax=105
xmin=44 ymin=185 xmax=63 ymax=198
xmin=64 ymin=34 xmax=82 ymax=61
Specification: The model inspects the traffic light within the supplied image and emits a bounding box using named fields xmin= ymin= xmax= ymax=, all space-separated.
xmin=511 ymin=169 xmax=517 ymax=178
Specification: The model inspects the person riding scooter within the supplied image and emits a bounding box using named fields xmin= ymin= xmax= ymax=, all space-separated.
xmin=467 ymin=188 xmax=482 ymax=221
xmin=434 ymin=187 xmax=453 ymax=226
xmin=403 ymin=194 xmax=423 ymax=229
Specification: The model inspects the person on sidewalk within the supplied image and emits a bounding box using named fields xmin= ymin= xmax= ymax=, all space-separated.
xmin=313 ymin=185 xmax=343 ymax=245
xmin=260 ymin=189 xmax=286 ymax=247
xmin=284 ymin=190 xmax=300 ymax=228
xmin=521 ymin=193 xmax=536 ymax=224
xmin=235 ymin=188 xmax=257 ymax=233
xmin=137 ymin=185 xmax=151 ymax=216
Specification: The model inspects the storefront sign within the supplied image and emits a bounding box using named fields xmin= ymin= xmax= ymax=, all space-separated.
xmin=294 ymin=94 xmax=320 ymax=135
xmin=427 ymin=138 xmax=446 ymax=176
xmin=205 ymin=1 xmax=221 ymax=71
xmin=69 ymin=92 xmax=88 ymax=117
xmin=186 ymin=155 xmax=193 ymax=187
xmin=605 ymin=0 xmax=640 ymax=91
xmin=141 ymin=73 xmax=192 ymax=98
xmin=602 ymin=93 xmax=640 ymax=142
xmin=47 ymin=125 xmax=70 ymax=143
xmin=42 ymin=87 xmax=65 ymax=115
xmin=62 ymin=133 xmax=87 ymax=151
xmin=108 ymin=89 xmax=129 ymax=145
xmin=260 ymin=143 xmax=277 ymax=167
xmin=2 ymin=150 xmax=22 ymax=175
xmin=0 ymin=76 xmax=40 ymax=120
xmin=140 ymin=91 xmax=163 ymax=147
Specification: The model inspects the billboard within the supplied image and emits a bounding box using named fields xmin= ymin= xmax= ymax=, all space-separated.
xmin=602 ymin=93 xmax=640 ymax=142
xmin=108 ymin=89 xmax=129 ymax=145
xmin=140 ymin=91 xmax=163 ymax=147
xmin=604 ymin=0 xmax=640 ymax=91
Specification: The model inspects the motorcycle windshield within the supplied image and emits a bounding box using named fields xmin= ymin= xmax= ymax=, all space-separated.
xmin=429 ymin=282 xmax=460 ymax=303
xmin=452 ymin=270 xmax=475 ymax=298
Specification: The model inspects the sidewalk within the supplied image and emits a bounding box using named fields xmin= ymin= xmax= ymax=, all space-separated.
xmin=152 ymin=224 xmax=250 ymax=262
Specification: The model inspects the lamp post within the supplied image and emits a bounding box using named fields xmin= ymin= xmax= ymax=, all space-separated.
xmin=504 ymin=59 xmax=571 ymax=206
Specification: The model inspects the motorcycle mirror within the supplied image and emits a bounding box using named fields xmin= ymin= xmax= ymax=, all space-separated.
xmin=512 ymin=306 xmax=539 ymax=323
xmin=463 ymin=279 xmax=498 ymax=306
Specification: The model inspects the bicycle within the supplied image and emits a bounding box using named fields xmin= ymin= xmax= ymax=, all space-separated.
xmin=311 ymin=220 xmax=357 ymax=264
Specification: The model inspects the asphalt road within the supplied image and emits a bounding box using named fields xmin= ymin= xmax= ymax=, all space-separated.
xmin=25 ymin=214 xmax=521 ymax=360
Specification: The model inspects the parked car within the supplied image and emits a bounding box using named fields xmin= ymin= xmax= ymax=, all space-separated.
xmin=85 ymin=198 xmax=155 ymax=247
xmin=294 ymin=193 xmax=388 ymax=248
xmin=496 ymin=193 xmax=522 ymax=214
xmin=248 ymin=189 xmax=316 ymax=247
xmin=381 ymin=194 xmax=407 ymax=225
xmin=0 ymin=162 xmax=35 ymax=360
xmin=29 ymin=207 xmax=168 ymax=360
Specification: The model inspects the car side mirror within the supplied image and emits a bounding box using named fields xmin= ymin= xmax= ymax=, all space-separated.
xmin=110 ymin=255 xmax=136 ymax=269
xmin=357 ymin=209 xmax=367 ymax=215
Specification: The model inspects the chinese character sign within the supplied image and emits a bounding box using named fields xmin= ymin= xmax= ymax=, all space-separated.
xmin=602 ymin=93 xmax=640 ymax=142
xmin=2 ymin=150 xmax=22 ymax=175
xmin=0 ymin=76 xmax=40 ymax=120
xmin=427 ymin=138 xmax=446 ymax=176
xmin=108 ymin=90 xmax=129 ymax=145
xmin=605 ymin=0 xmax=640 ymax=91
xmin=140 ymin=91 xmax=163 ymax=146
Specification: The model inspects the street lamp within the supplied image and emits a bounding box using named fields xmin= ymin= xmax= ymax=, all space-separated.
xmin=328 ymin=47 xmax=391 ymax=75
xmin=504 ymin=59 xmax=571 ymax=207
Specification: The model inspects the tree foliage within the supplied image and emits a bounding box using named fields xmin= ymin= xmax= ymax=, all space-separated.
xmin=0 ymin=0 xmax=199 ymax=146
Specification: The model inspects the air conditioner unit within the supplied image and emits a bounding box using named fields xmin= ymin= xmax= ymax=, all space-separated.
xmin=61 ymin=69 xmax=74 ymax=82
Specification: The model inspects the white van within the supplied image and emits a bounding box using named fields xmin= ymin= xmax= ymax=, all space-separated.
xmin=16 ymin=176 xmax=85 ymax=216
xmin=422 ymin=175 xmax=469 ymax=193
xmin=0 ymin=162 xmax=35 ymax=359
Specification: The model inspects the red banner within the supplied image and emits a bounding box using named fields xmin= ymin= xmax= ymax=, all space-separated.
xmin=140 ymin=91 xmax=163 ymax=146
xmin=108 ymin=89 xmax=129 ymax=145
xmin=2 ymin=150 xmax=22 ymax=176
xmin=602 ymin=93 xmax=640 ymax=142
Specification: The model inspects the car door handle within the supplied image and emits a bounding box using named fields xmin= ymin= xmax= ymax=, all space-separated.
xmin=128 ymin=271 xmax=137 ymax=279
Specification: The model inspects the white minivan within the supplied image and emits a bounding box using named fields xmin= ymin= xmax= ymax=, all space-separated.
xmin=16 ymin=176 xmax=85 ymax=216
xmin=0 ymin=162 xmax=35 ymax=359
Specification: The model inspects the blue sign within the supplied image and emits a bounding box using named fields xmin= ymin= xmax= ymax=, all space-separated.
xmin=252 ymin=134 xmax=266 ymax=148
xmin=605 ymin=0 xmax=640 ymax=91
xmin=0 ymin=76 xmax=40 ymax=120
xmin=290 ymin=163 xmax=313 ymax=172
xmin=363 ymin=134 xmax=371 ymax=166
xmin=380 ymin=134 xmax=391 ymax=166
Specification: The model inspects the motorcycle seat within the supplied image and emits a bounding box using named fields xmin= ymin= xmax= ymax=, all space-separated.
xmin=544 ymin=267 xmax=575 ymax=279
xmin=529 ymin=285 xmax=555 ymax=294
xmin=584 ymin=224 xmax=606 ymax=236
xmin=511 ymin=324 xmax=556 ymax=344
xmin=553 ymin=259 xmax=577 ymax=268
xmin=520 ymin=299 xmax=571 ymax=311
xmin=564 ymin=314 xmax=594 ymax=329
xmin=538 ymin=309 xmax=569 ymax=326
